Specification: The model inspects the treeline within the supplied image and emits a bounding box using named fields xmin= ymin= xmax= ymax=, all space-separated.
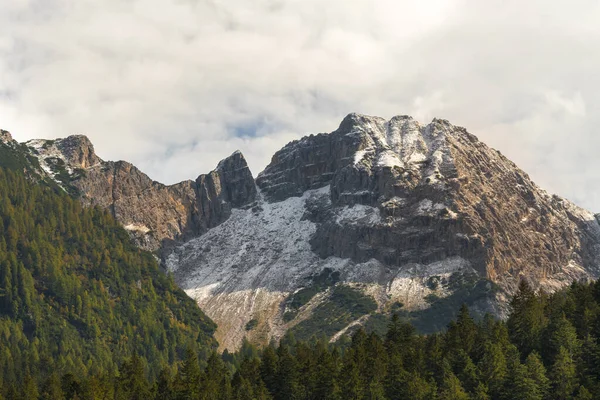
xmin=4 ymin=163 xmax=600 ymax=399
xmin=0 ymin=167 xmax=216 ymax=392
xmin=5 ymin=279 xmax=600 ymax=400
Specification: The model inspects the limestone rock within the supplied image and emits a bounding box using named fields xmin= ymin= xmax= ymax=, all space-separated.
xmin=0 ymin=129 xmax=13 ymax=143
xmin=172 ymin=113 xmax=600 ymax=349
xmin=11 ymin=115 xmax=600 ymax=350
xmin=25 ymin=135 xmax=256 ymax=251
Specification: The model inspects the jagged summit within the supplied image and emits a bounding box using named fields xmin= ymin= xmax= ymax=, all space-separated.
xmin=256 ymin=113 xmax=462 ymax=202
xmin=4 ymin=115 xmax=600 ymax=351
xmin=27 ymin=135 xmax=103 ymax=177
xmin=0 ymin=129 xmax=12 ymax=143
xmin=0 ymin=132 xmax=256 ymax=251
xmin=167 ymin=113 xmax=600 ymax=349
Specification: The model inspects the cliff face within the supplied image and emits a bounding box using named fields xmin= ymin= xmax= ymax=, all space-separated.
xmin=169 ymin=114 xmax=600 ymax=349
xmin=256 ymin=113 xmax=600 ymax=292
xmin=24 ymin=136 xmax=257 ymax=251
xmin=5 ymin=113 xmax=600 ymax=351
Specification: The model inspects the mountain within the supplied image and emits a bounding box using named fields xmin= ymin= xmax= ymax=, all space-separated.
xmin=0 ymin=166 xmax=217 ymax=387
xmin=3 ymin=113 xmax=600 ymax=350
xmin=21 ymin=135 xmax=257 ymax=251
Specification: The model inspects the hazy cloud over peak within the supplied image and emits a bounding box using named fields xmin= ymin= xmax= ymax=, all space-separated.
xmin=2 ymin=0 xmax=600 ymax=209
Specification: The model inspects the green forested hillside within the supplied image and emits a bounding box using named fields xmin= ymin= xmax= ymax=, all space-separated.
xmin=0 ymin=167 xmax=216 ymax=390
xmin=11 ymin=279 xmax=600 ymax=400
xmin=4 ymin=139 xmax=600 ymax=399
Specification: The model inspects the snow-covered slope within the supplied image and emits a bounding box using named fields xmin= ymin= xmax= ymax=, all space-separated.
xmin=163 ymin=113 xmax=600 ymax=350
xmin=4 ymin=113 xmax=600 ymax=351
xmin=167 ymin=186 xmax=475 ymax=349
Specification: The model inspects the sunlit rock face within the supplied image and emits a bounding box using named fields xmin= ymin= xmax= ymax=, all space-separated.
xmin=168 ymin=113 xmax=600 ymax=350
xmin=25 ymin=137 xmax=257 ymax=251
xmin=9 ymin=113 xmax=600 ymax=350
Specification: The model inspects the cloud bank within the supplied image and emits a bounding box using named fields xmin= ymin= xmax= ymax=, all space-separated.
xmin=1 ymin=0 xmax=600 ymax=210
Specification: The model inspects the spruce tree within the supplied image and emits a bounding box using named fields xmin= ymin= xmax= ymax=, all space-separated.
xmin=524 ymin=352 xmax=550 ymax=400
xmin=550 ymin=346 xmax=577 ymax=400
xmin=175 ymin=348 xmax=202 ymax=400
xmin=116 ymin=354 xmax=151 ymax=400
xmin=507 ymin=280 xmax=546 ymax=357
xmin=40 ymin=372 xmax=65 ymax=400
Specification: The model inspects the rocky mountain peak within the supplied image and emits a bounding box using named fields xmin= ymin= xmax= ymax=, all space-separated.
xmin=6 ymin=115 xmax=600 ymax=351
xmin=210 ymin=150 xmax=257 ymax=207
xmin=55 ymin=134 xmax=102 ymax=169
xmin=171 ymin=113 xmax=600 ymax=349
xmin=0 ymin=129 xmax=13 ymax=143
xmin=256 ymin=113 xmax=461 ymax=203
xmin=32 ymin=138 xmax=257 ymax=251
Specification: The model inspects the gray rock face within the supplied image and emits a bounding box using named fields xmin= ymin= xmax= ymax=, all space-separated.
xmin=54 ymin=135 xmax=102 ymax=169
xmin=25 ymin=136 xmax=257 ymax=251
xmin=195 ymin=151 xmax=259 ymax=233
xmin=257 ymin=113 xmax=600 ymax=293
xmin=0 ymin=129 xmax=12 ymax=143
xmin=169 ymin=113 xmax=600 ymax=349
xmin=10 ymin=114 xmax=600 ymax=350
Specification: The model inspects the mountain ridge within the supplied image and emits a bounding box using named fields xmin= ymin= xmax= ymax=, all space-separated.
xmin=13 ymin=133 xmax=258 ymax=251
xmin=3 ymin=113 xmax=600 ymax=350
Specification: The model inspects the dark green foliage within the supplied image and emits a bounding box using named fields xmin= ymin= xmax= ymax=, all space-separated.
xmin=245 ymin=319 xmax=259 ymax=331
xmin=7 ymin=278 xmax=600 ymax=399
xmin=285 ymin=268 xmax=340 ymax=312
xmin=6 ymin=158 xmax=600 ymax=398
xmin=405 ymin=273 xmax=498 ymax=333
xmin=0 ymin=167 xmax=216 ymax=391
xmin=289 ymin=285 xmax=377 ymax=341
xmin=508 ymin=280 xmax=547 ymax=357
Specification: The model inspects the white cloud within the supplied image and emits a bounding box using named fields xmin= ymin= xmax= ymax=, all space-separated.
xmin=1 ymin=0 xmax=600 ymax=210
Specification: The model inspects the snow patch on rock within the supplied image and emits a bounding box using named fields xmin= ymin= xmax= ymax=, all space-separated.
xmin=26 ymin=139 xmax=74 ymax=189
xmin=388 ymin=257 xmax=474 ymax=310
xmin=335 ymin=204 xmax=381 ymax=226
xmin=124 ymin=223 xmax=151 ymax=234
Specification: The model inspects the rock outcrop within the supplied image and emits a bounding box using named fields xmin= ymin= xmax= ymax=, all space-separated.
xmin=5 ymin=113 xmax=600 ymax=351
xmin=25 ymin=136 xmax=257 ymax=250
xmin=0 ymin=129 xmax=12 ymax=143
xmin=169 ymin=114 xmax=600 ymax=349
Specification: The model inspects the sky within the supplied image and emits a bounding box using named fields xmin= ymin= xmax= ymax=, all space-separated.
xmin=1 ymin=1 xmax=600 ymax=210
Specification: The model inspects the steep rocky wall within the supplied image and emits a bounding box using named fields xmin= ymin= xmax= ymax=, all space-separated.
xmin=25 ymin=136 xmax=257 ymax=251
xmin=169 ymin=113 xmax=600 ymax=349
xmin=257 ymin=114 xmax=600 ymax=295
xmin=6 ymin=114 xmax=600 ymax=350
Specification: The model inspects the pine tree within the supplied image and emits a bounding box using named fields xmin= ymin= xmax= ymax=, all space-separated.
xmin=40 ymin=372 xmax=65 ymax=400
xmin=260 ymin=345 xmax=279 ymax=396
xmin=524 ymin=352 xmax=550 ymax=400
xmin=275 ymin=344 xmax=301 ymax=400
xmin=447 ymin=304 xmax=478 ymax=357
xmin=478 ymin=342 xmax=507 ymax=399
xmin=451 ymin=349 xmax=480 ymax=393
xmin=384 ymin=353 xmax=407 ymax=400
xmin=574 ymin=386 xmax=593 ymax=400
xmin=505 ymin=362 xmax=543 ymax=400
xmin=314 ymin=347 xmax=341 ymax=400
xmin=341 ymin=355 xmax=364 ymax=400
xmin=507 ymin=280 xmax=546 ymax=357
xmin=175 ymin=348 xmax=202 ymax=400
xmin=61 ymin=374 xmax=82 ymax=400
xmin=116 ymin=354 xmax=151 ymax=400
xmin=551 ymin=346 xmax=577 ymax=400
xmin=472 ymin=383 xmax=491 ymax=400
xmin=202 ymin=352 xmax=231 ymax=400
xmin=154 ymin=367 xmax=174 ymax=400
xmin=440 ymin=361 xmax=469 ymax=400
xmin=543 ymin=312 xmax=580 ymax=365
xmin=22 ymin=373 xmax=39 ymax=400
